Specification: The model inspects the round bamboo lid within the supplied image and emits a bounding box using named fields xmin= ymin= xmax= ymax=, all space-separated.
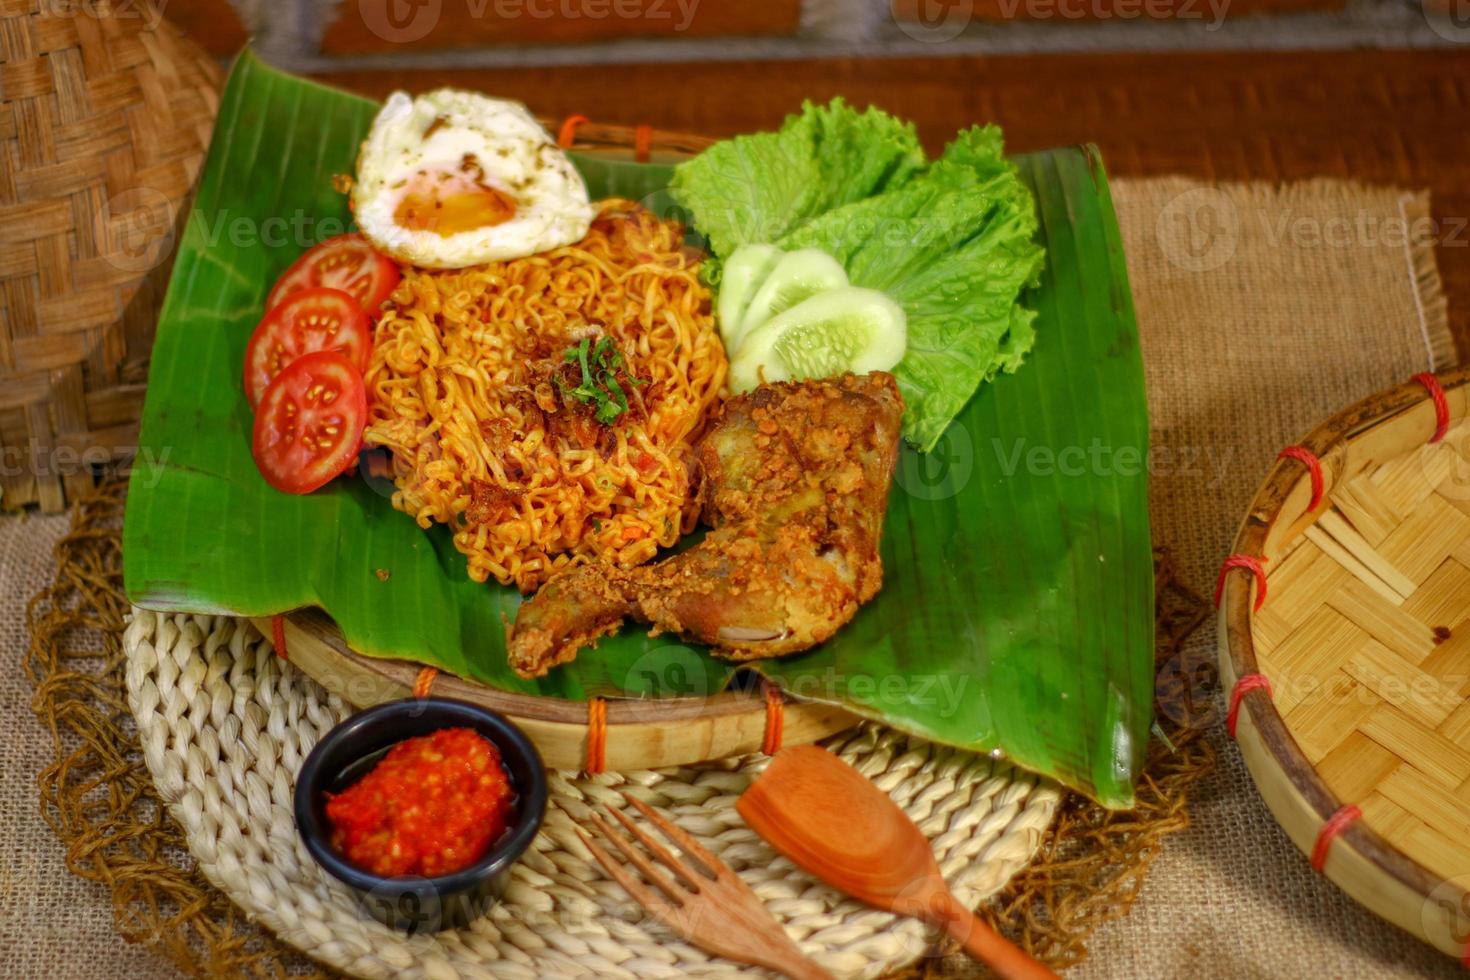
xmin=1220 ymin=368 xmax=1470 ymax=962
xmin=0 ymin=1 xmax=221 ymax=511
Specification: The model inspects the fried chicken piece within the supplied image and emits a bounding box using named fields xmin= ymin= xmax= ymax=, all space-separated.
xmin=508 ymin=372 xmax=903 ymax=679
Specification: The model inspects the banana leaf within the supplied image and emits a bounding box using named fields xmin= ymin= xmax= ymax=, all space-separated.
xmin=123 ymin=49 xmax=1153 ymax=806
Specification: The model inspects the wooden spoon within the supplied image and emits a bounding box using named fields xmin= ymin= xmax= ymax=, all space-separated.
xmin=737 ymin=745 xmax=1057 ymax=980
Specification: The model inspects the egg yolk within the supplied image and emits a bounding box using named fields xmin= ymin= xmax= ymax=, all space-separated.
xmin=393 ymin=172 xmax=517 ymax=237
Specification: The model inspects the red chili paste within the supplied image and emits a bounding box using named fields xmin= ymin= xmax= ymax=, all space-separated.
xmin=325 ymin=727 xmax=515 ymax=877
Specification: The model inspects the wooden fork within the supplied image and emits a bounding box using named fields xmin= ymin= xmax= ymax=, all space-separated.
xmin=577 ymin=793 xmax=834 ymax=980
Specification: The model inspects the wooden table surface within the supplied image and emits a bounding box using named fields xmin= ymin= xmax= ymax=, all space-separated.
xmin=319 ymin=48 xmax=1470 ymax=358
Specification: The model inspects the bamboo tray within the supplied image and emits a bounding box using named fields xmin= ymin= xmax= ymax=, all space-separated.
xmin=254 ymin=609 xmax=857 ymax=770
xmin=1219 ymin=367 xmax=1470 ymax=960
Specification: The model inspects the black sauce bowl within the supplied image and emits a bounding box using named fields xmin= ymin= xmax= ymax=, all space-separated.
xmin=294 ymin=697 xmax=547 ymax=933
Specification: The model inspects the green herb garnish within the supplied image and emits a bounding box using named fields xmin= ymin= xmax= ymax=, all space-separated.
xmin=557 ymin=336 xmax=646 ymax=424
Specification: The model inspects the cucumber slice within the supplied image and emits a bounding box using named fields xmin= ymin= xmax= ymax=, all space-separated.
xmin=730 ymin=248 xmax=849 ymax=351
xmin=717 ymin=244 xmax=782 ymax=349
xmin=728 ymin=286 xmax=907 ymax=393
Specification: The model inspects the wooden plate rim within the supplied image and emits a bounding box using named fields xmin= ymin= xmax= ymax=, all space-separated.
xmin=284 ymin=608 xmax=799 ymax=725
xmin=1220 ymin=365 xmax=1470 ymax=954
xmin=546 ymin=119 xmax=716 ymax=158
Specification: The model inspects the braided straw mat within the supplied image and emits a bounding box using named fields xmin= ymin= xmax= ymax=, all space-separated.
xmin=123 ymin=609 xmax=1060 ymax=979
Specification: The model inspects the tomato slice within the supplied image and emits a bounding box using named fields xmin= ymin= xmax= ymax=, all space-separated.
xmin=252 ymin=350 xmax=367 ymax=494
xmin=244 ymin=287 xmax=371 ymax=407
xmin=267 ymin=233 xmax=401 ymax=313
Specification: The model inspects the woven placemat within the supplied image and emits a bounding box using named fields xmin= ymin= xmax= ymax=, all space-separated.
xmin=123 ymin=606 xmax=1057 ymax=980
xmin=25 ymin=475 xmax=1211 ymax=977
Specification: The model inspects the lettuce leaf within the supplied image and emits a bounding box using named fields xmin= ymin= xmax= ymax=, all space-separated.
xmin=780 ymin=134 xmax=1044 ymax=448
xmin=669 ymin=99 xmax=925 ymax=273
xmin=671 ymin=107 xmax=1043 ymax=451
xmin=804 ymin=98 xmax=927 ymax=209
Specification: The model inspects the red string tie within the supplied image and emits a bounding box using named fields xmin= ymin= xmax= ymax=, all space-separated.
xmin=1214 ymin=554 xmax=1269 ymax=612
xmin=270 ymin=616 xmax=288 ymax=661
xmin=411 ymin=667 xmax=438 ymax=699
xmin=1413 ymin=372 xmax=1450 ymax=443
xmin=761 ymin=681 xmax=785 ymax=756
xmin=1310 ymin=804 xmax=1362 ymax=872
xmin=585 ymin=697 xmax=607 ymax=775
xmin=1277 ymin=445 xmax=1324 ymax=511
xmin=1226 ymin=672 xmax=1273 ymax=739
xmin=557 ymin=114 xmax=589 ymax=149
xmin=633 ymin=124 xmax=652 ymax=162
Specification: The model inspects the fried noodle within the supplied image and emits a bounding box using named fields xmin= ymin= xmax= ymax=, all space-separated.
xmin=363 ymin=199 xmax=726 ymax=592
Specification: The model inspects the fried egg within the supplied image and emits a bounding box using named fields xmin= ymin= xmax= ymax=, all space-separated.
xmin=352 ymin=90 xmax=594 ymax=269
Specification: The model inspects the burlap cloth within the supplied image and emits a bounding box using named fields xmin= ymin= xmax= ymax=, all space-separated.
xmin=4 ymin=176 xmax=1460 ymax=977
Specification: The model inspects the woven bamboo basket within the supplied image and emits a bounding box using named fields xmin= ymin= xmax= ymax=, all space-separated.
xmin=1220 ymin=367 xmax=1470 ymax=961
xmin=0 ymin=1 xmax=220 ymax=512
